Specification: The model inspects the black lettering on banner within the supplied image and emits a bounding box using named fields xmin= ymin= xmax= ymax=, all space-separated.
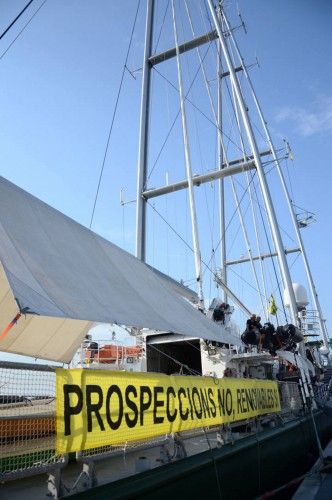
xmin=166 ymin=387 xmax=177 ymax=422
xmin=245 ymin=388 xmax=255 ymax=412
xmin=241 ymin=389 xmax=248 ymax=413
xmin=261 ymin=389 xmax=266 ymax=409
xmin=267 ymin=389 xmax=271 ymax=408
xmin=199 ymin=388 xmax=211 ymax=418
xmin=225 ymin=388 xmax=233 ymax=416
xmin=192 ymin=387 xmax=202 ymax=419
xmin=178 ymin=387 xmax=188 ymax=420
xmin=153 ymin=386 xmax=165 ymax=424
xmin=105 ymin=385 xmax=123 ymax=430
xmin=207 ymin=388 xmax=216 ymax=418
xmin=140 ymin=386 xmax=152 ymax=425
xmin=236 ymin=389 xmax=242 ymax=413
xmin=86 ymin=385 xmax=105 ymax=432
xmin=125 ymin=385 xmax=138 ymax=428
xmin=63 ymin=384 xmax=83 ymax=436
xmin=218 ymin=389 xmax=225 ymax=416
xmin=253 ymin=388 xmax=258 ymax=410
xmin=256 ymin=388 xmax=261 ymax=409
xmin=186 ymin=388 xmax=194 ymax=420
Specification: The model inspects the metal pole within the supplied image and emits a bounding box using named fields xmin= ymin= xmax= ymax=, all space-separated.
xmin=214 ymin=273 xmax=252 ymax=317
xmin=184 ymin=0 xmax=227 ymax=302
xmin=217 ymin=38 xmax=227 ymax=303
xmin=229 ymin=80 xmax=267 ymax=319
xmin=222 ymin=10 xmax=329 ymax=350
xmin=207 ymin=0 xmax=299 ymax=326
xmin=136 ymin=0 xmax=154 ymax=261
xmin=171 ymin=0 xmax=204 ymax=305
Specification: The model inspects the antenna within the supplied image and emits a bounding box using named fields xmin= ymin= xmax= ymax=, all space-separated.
xmin=120 ymin=188 xmax=136 ymax=206
xmin=237 ymin=4 xmax=247 ymax=34
xmin=120 ymin=188 xmax=125 ymax=206
xmin=284 ymin=139 xmax=294 ymax=161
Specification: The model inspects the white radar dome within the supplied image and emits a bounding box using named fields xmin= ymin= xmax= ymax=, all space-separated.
xmin=283 ymin=283 xmax=309 ymax=309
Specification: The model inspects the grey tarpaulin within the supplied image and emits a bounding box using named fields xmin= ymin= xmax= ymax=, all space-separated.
xmin=0 ymin=176 xmax=241 ymax=362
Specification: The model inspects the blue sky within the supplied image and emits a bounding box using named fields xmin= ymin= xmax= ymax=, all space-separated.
xmin=0 ymin=0 xmax=331 ymax=362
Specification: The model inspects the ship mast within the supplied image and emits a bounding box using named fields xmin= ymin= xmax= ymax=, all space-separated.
xmin=217 ymin=44 xmax=227 ymax=302
xmin=171 ymin=0 xmax=204 ymax=305
xmin=136 ymin=0 xmax=154 ymax=262
xmin=221 ymin=10 xmax=329 ymax=351
xmin=136 ymin=0 xmax=206 ymax=305
xmin=207 ymin=0 xmax=299 ymax=327
xmin=136 ymin=0 xmax=327 ymax=345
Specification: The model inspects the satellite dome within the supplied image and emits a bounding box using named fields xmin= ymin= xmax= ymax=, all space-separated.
xmin=283 ymin=283 xmax=309 ymax=309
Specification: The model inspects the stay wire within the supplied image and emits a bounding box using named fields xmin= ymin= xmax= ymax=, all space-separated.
xmin=0 ymin=0 xmax=34 ymax=41
xmin=147 ymin=200 xmax=194 ymax=254
xmin=152 ymin=66 xmax=244 ymax=156
xmin=203 ymin=170 xmax=258 ymax=274
xmin=228 ymin=266 xmax=264 ymax=298
xmin=0 ymin=0 xmax=47 ymax=61
xmin=251 ymin=174 xmax=288 ymax=321
xmin=89 ymin=0 xmax=141 ymax=229
xmin=229 ymin=159 xmax=296 ymax=245
xmin=146 ymin=42 xmax=213 ymax=184
xmin=147 ymin=170 xmax=257 ymax=286
xmin=153 ymin=0 xmax=170 ymax=53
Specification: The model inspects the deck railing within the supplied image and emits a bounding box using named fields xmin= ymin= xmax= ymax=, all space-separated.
xmin=0 ymin=361 xmax=66 ymax=482
xmin=0 ymin=361 xmax=316 ymax=497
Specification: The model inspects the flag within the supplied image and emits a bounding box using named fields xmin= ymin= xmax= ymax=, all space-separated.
xmin=268 ymin=295 xmax=278 ymax=315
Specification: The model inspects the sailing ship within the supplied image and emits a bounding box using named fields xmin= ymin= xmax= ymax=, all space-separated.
xmin=0 ymin=1 xmax=331 ymax=498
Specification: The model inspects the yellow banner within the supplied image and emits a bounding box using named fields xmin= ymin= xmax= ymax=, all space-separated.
xmin=56 ymin=369 xmax=280 ymax=453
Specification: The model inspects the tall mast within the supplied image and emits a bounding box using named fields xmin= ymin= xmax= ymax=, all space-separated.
xmin=207 ymin=0 xmax=299 ymax=326
xmin=222 ymin=11 xmax=329 ymax=350
xmin=217 ymin=35 xmax=227 ymax=303
xmin=171 ymin=0 xmax=204 ymax=305
xmin=136 ymin=0 xmax=154 ymax=262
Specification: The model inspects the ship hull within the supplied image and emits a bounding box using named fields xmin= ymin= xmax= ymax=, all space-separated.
xmin=69 ymin=410 xmax=332 ymax=500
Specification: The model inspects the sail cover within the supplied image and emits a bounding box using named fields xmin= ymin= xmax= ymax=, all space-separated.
xmin=0 ymin=176 xmax=241 ymax=362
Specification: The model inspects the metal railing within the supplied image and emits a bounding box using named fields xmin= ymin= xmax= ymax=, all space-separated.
xmin=0 ymin=361 xmax=308 ymax=497
xmin=0 ymin=361 xmax=66 ymax=482
xmin=75 ymin=341 xmax=144 ymax=370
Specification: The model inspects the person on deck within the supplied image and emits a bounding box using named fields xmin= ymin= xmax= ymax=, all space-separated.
xmin=213 ymin=302 xmax=226 ymax=324
xmin=84 ymin=334 xmax=99 ymax=361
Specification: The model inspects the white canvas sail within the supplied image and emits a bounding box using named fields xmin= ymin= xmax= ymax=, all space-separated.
xmin=0 ymin=176 xmax=241 ymax=362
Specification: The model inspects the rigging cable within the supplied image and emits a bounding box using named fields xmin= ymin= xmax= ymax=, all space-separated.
xmin=147 ymin=170 xmax=260 ymax=305
xmin=146 ymin=41 xmax=213 ymax=184
xmin=153 ymin=0 xmax=170 ymax=53
xmin=89 ymin=0 xmax=141 ymax=229
xmin=233 ymin=173 xmax=296 ymax=245
xmin=224 ymin=59 xmax=268 ymax=317
xmin=0 ymin=0 xmax=47 ymax=61
xmin=147 ymin=170 xmax=255 ymax=270
xmin=251 ymin=174 xmax=288 ymax=322
xmin=152 ymin=66 xmax=244 ymax=162
xmin=0 ymin=0 xmax=34 ymax=41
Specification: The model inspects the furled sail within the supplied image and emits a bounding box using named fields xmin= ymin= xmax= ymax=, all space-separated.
xmin=0 ymin=176 xmax=241 ymax=362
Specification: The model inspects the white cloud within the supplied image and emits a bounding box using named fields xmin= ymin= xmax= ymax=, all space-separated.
xmin=275 ymin=95 xmax=332 ymax=137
